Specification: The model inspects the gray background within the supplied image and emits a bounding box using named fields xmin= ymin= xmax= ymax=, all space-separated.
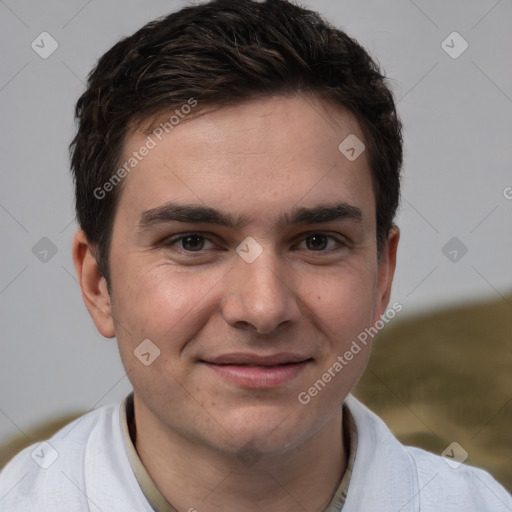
xmin=1 ymin=0 xmax=511 ymax=445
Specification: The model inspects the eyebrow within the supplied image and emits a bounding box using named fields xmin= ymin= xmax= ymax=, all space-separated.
xmin=138 ymin=202 xmax=364 ymax=230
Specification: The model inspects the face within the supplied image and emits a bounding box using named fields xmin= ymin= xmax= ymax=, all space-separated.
xmin=78 ymin=94 xmax=398 ymax=457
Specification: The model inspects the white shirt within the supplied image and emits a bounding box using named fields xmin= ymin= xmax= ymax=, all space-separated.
xmin=0 ymin=393 xmax=510 ymax=511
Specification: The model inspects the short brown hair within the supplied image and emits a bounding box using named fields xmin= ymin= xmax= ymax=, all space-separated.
xmin=70 ymin=0 xmax=403 ymax=283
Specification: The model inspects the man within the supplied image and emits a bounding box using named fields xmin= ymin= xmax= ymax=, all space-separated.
xmin=1 ymin=0 xmax=510 ymax=510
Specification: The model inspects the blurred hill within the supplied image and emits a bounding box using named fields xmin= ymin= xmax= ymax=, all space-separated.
xmin=2 ymin=295 xmax=511 ymax=492
xmin=354 ymin=293 xmax=512 ymax=491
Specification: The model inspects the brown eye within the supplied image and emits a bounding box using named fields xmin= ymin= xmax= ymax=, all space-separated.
xmin=305 ymin=234 xmax=329 ymax=251
xmin=180 ymin=234 xmax=205 ymax=251
xmin=164 ymin=233 xmax=216 ymax=253
xmin=297 ymin=233 xmax=345 ymax=252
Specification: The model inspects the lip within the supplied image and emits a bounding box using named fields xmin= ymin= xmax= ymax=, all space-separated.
xmin=204 ymin=352 xmax=311 ymax=366
xmin=200 ymin=353 xmax=313 ymax=389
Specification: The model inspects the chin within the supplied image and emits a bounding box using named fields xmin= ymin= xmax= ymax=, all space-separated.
xmin=215 ymin=405 xmax=313 ymax=456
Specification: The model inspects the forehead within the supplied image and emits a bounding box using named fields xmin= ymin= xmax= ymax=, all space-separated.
xmin=115 ymin=94 xmax=374 ymax=228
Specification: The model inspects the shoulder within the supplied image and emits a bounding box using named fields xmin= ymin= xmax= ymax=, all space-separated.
xmin=0 ymin=401 xmax=121 ymax=512
xmin=343 ymin=395 xmax=512 ymax=511
xmin=406 ymin=445 xmax=512 ymax=510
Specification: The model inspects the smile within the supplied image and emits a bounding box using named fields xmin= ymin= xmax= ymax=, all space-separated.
xmin=199 ymin=353 xmax=313 ymax=388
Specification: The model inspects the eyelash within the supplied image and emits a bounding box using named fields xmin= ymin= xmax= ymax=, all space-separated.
xmin=162 ymin=232 xmax=347 ymax=255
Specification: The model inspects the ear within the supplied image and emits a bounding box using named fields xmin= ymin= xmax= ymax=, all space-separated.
xmin=373 ymin=226 xmax=400 ymax=322
xmin=72 ymin=230 xmax=115 ymax=338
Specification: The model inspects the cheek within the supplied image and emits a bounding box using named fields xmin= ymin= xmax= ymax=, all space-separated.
xmin=304 ymin=272 xmax=375 ymax=405
xmin=308 ymin=264 xmax=377 ymax=343
xmin=110 ymin=263 xmax=222 ymax=352
xmin=111 ymin=269 xmax=216 ymax=401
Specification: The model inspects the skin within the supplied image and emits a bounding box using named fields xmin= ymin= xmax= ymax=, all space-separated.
xmin=73 ymin=94 xmax=399 ymax=512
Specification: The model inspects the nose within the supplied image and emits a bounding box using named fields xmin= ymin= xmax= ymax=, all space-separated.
xmin=221 ymin=246 xmax=302 ymax=335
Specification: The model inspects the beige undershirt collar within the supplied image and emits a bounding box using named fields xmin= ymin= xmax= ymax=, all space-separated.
xmin=120 ymin=392 xmax=357 ymax=512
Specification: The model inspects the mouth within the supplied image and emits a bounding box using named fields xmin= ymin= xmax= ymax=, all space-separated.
xmin=199 ymin=353 xmax=314 ymax=389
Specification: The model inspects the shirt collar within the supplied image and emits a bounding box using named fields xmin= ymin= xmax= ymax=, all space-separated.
xmin=120 ymin=391 xmax=357 ymax=512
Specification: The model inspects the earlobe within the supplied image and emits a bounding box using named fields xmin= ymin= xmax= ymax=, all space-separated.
xmin=72 ymin=230 xmax=115 ymax=338
xmin=375 ymin=226 xmax=400 ymax=320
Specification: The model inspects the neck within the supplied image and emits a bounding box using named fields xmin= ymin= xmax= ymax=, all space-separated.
xmin=133 ymin=399 xmax=346 ymax=512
